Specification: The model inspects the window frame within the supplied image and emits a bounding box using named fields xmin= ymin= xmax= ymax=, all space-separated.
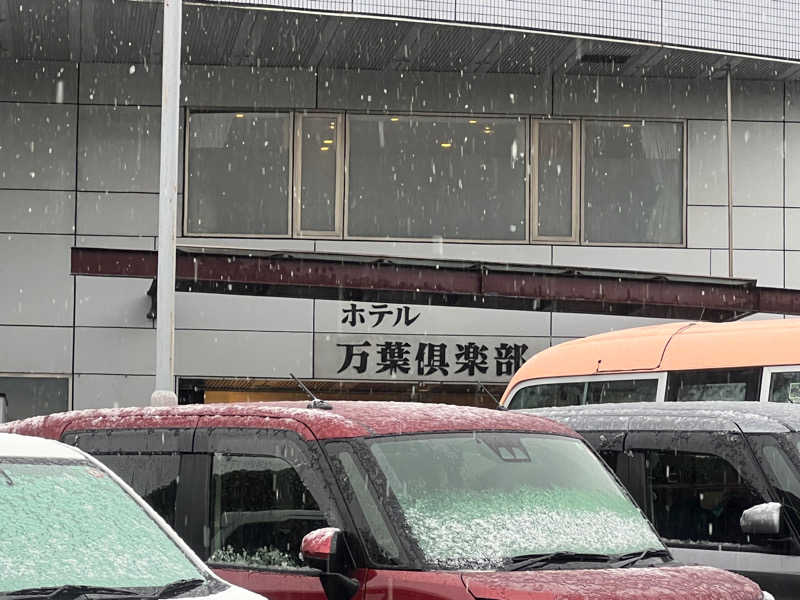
xmin=760 ymin=365 xmax=800 ymax=403
xmin=0 ymin=373 xmax=72 ymax=416
xmin=183 ymin=109 xmax=294 ymax=239
xmin=505 ymin=371 xmax=668 ymax=409
xmin=293 ymin=112 xmax=345 ymax=239
xmin=343 ymin=111 xmax=532 ymax=244
xmin=531 ymin=119 xmax=580 ymax=244
xmin=579 ymin=117 xmax=688 ymax=248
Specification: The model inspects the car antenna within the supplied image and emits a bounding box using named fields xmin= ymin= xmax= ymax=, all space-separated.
xmin=290 ymin=373 xmax=332 ymax=410
xmin=476 ymin=381 xmax=506 ymax=411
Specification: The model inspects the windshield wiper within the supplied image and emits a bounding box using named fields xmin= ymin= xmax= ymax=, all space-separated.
xmin=612 ymin=548 xmax=672 ymax=568
xmin=500 ymin=551 xmax=614 ymax=571
xmin=1 ymin=585 xmax=143 ymax=599
xmin=154 ymin=579 xmax=206 ymax=599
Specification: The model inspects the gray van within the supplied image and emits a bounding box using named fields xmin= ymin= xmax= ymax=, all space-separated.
xmin=530 ymin=401 xmax=800 ymax=600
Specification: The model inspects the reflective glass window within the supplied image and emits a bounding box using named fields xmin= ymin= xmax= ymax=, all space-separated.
xmin=347 ymin=115 xmax=526 ymax=240
xmin=0 ymin=377 xmax=68 ymax=420
xmin=536 ymin=121 xmax=574 ymax=238
xmin=769 ymin=371 xmax=800 ymax=403
xmin=666 ymin=368 xmax=761 ymax=402
xmin=298 ymin=115 xmax=338 ymax=232
xmin=209 ymin=454 xmax=326 ymax=569
xmin=643 ymin=450 xmax=763 ymax=545
xmin=186 ymin=112 xmax=291 ymax=235
xmin=583 ymin=120 xmax=683 ymax=244
xmin=508 ymin=378 xmax=658 ymax=409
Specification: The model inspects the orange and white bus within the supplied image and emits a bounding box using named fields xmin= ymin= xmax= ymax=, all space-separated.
xmin=501 ymin=318 xmax=800 ymax=409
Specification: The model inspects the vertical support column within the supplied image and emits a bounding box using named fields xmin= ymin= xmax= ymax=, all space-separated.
xmin=727 ymin=69 xmax=734 ymax=278
xmin=152 ymin=0 xmax=182 ymax=406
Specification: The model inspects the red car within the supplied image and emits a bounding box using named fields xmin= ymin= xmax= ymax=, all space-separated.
xmin=1 ymin=401 xmax=769 ymax=600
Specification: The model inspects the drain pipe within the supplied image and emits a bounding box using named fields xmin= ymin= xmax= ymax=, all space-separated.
xmin=727 ymin=69 xmax=734 ymax=277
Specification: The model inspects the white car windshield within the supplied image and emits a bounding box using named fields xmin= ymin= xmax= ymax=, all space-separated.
xmin=0 ymin=459 xmax=206 ymax=592
xmin=365 ymin=433 xmax=663 ymax=569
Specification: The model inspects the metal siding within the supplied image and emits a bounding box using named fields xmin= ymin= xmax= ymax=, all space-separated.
xmin=0 ymin=103 xmax=76 ymax=190
xmin=0 ymin=190 xmax=74 ymax=235
xmin=731 ymin=121 xmax=784 ymax=207
xmin=0 ymin=235 xmax=74 ymax=326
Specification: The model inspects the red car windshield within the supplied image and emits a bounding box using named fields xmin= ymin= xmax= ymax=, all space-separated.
xmin=330 ymin=432 xmax=663 ymax=570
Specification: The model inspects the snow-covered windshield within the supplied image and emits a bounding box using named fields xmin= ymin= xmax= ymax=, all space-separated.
xmin=365 ymin=433 xmax=662 ymax=568
xmin=0 ymin=459 xmax=205 ymax=592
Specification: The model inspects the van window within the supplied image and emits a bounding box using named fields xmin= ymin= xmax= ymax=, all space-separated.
xmin=769 ymin=371 xmax=800 ymax=403
xmin=208 ymin=454 xmax=327 ymax=569
xmin=508 ymin=378 xmax=658 ymax=409
xmin=97 ymin=454 xmax=179 ymax=528
xmin=666 ymin=368 xmax=761 ymax=402
xmin=748 ymin=433 xmax=800 ymax=538
xmin=643 ymin=450 xmax=763 ymax=546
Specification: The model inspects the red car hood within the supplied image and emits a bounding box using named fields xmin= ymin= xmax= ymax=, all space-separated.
xmin=461 ymin=565 xmax=762 ymax=600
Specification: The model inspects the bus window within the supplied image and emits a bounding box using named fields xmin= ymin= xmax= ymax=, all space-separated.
xmin=508 ymin=382 xmax=585 ymax=409
xmin=508 ymin=378 xmax=658 ymax=409
xmin=666 ymin=368 xmax=761 ymax=402
xmin=769 ymin=371 xmax=800 ymax=403
xmin=586 ymin=379 xmax=658 ymax=404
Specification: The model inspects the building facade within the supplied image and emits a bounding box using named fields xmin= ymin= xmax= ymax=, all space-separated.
xmin=2 ymin=0 xmax=800 ymax=417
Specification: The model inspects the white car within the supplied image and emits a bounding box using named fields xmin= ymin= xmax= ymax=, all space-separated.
xmin=0 ymin=432 xmax=265 ymax=600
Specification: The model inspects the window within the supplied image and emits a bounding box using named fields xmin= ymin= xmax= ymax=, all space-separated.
xmin=208 ymin=454 xmax=327 ymax=569
xmin=583 ymin=120 xmax=684 ymax=245
xmin=294 ymin=113 xmax=342 ymax=236
xmin=533 ymin=120 xmax=578 ymax=241
xmin=644 ymin=450 xmax=763 ymax=545
xmin=347 ymin=114 xmax=527 ymax=241
xmin=0 ymin=376 xmax=68 ymax=421
xmin=768 ymin=370 xmax=800 ymax=403
xmin=186 ymin=112 xmax=291 ymax=236
xmin=508 ymin=378 xmax=659 ymax=409
xmin=332 ymin=447 xmax=401 ymax=565
xmin=666 ymin=368 xmax=761 ymax=402
xmin=97 ymin=454 xmax=180 ymax=528
xmin=183 ymin=111 xmax=686 ymax=247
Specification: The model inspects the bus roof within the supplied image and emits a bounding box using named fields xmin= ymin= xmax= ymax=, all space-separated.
xmin=502 ymin=318 xmax=800 ymax=400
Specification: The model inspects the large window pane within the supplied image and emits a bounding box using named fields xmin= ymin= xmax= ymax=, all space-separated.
xmin=644 ymin=450 xmax=763 ymax=545
xmin=536 ymin=121 xmax=573 ymax=238
xmin=769 ymin=370 xmax=800 ymax=403
xmin=209 ymin=454 xmax=326 ymax=569
xmin=186 ymin=112 xmax=290 ymax=235
xmin=0 ymin=377 xmax=68 ymax=421
xmin=347 ymin=115 xmax=526 ymax=240
xmin=666 ymin=368 xmax=760 ymax=402
xmin=298 ymin=115 xmax=338 ymax=232
xmin=508 ymin=378 xmax=658 ymax=409
xmin=583 ymin=121 xmax=683 ymax=244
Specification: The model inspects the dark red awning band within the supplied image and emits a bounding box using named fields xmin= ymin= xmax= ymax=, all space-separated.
xmin=69 ymin=246 xmax=800 ymax=322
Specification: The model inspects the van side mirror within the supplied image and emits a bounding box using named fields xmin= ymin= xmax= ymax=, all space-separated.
xmin=741 ymin=502 xmax=782 ymax=536
xmin=301 ymin=527 xmax=359 ymax=600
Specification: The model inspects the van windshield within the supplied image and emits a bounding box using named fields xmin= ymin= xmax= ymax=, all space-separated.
xmin=749 ymin=433 xmax=800 ymax=536
xmin=340 ymin=433 xmax=663 ymax=569
xmin=0 ymin=459 xmax=205 ymax=592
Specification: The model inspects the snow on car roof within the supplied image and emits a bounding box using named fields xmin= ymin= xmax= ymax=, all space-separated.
xmin=529 ymin=401 xmax=800 ymax=434
xmin=0 ymin=401 xmax=579 ymax=441
xmin=0 ymin=432 xmax=85 ymax=459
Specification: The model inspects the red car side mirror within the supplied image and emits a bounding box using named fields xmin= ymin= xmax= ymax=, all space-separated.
xmin=301 ymin=527 xmax=359 ymax=600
